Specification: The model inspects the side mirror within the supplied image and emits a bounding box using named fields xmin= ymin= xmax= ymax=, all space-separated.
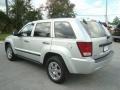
xmin=13 ymin=31 xmax=18 ymax=36
xmin=13 ymin=31 xmax=21 ymax=36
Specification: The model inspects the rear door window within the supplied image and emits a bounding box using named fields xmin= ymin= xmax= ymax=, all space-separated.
xmin=34 ymin=22 xmax=51 ymax=37
xmin=81 ymin=21 xmax=106 ymax=38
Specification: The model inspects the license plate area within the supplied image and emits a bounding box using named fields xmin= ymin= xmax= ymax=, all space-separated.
xmin=103 ymin=45 xmax=109 ymax=52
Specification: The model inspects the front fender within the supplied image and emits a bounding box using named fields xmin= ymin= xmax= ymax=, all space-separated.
xmin=4 ymin=35 xmax=16 ymax=54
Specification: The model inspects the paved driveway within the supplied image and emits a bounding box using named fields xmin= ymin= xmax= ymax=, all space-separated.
xmin=0 ymin=42 xmax=120 ymax=90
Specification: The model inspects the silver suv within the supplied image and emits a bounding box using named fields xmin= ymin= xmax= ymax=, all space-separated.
xmin=5 ymin=18 xmax=113 ymax=83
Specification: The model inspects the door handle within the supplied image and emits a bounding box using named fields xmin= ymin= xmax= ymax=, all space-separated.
xmin=24 ymin=40 xmax=29 ymax=43
xmin=42 ymin=42 xmax=50 ymax=45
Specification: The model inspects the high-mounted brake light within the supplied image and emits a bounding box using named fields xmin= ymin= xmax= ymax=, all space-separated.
xmin=77 ymin=42 xmax=92 ymax=57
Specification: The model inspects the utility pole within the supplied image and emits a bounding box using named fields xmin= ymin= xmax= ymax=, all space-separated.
xmin=105 ymin=0 xmax=108 ymax=27
xmin=5 ymin=0 xmax=9 ymax=16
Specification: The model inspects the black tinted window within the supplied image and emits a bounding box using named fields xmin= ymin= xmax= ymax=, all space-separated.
xmin=34 ymin=22 xmax=51 ymax=37
xmin=54 ymin=22 xmax=75 ymax=38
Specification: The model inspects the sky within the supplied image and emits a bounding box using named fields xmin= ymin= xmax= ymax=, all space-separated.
xmin=0 ymin=0 xmax=120 ymax=22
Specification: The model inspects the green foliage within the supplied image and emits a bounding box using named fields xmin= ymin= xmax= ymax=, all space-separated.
xmin=23 ymin=10 xmax=42 ymax=24
xmin=112 ymin=18 xmax=120 ymax=36
xmin=112 ymin=16 xmax=120 ymax=25
xmin=0 ymin=11 xmax=13 ymax=33
xmin=9 ymin=0 xmax=42 ymax=30
xmin=0 ymin=0 xmax=42 ymax=33
xmin=47 ymin=0 xmax=75 ymax=18
xmin=0 ymin=34 xmax=10 ymax=41
xmin=0 ymin=11 xmax=9 ymax=22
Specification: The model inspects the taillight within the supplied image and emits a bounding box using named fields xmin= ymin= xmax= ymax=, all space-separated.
xmin=77 ymin=42 xmax=92 ymax=57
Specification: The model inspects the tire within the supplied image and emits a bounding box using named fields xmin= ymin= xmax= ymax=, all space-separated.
xmin=46 ymin=56 xmax=68 ymax=83
xmin=6 ymin=44 xmax=16 ymax=61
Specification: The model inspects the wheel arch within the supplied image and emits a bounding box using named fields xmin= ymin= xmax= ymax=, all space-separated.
xmin=4 ymin=40 xmax=16 ymax=54
xmin=43 ymin=52 xmax=69 ymax=73
xmin=5 ymin=42 xmax=10 ymax=51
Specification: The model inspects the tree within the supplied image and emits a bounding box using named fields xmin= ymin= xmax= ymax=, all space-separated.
xmin=0 ymin=11 xmax=12 ymax=33
xmin=112 ymin=16 xmax=120 ymax=25
xmin=23 ymin=9 xmax=42 ymax=24
xmin=46 ymin=0 xmax=75 ymax=18
xmin=9 ymin=0 xmax=42 ymax=30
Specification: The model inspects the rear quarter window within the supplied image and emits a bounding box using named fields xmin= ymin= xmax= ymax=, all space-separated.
xmin=54 ymin=21 xmax=76 ymax=39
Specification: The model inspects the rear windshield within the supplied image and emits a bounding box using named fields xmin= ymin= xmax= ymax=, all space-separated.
xmin=81 ymin=21 xmax=106 ymax=38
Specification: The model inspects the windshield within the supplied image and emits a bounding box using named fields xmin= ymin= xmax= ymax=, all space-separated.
xmin=81 ymin=21 xmax=106 ymax=38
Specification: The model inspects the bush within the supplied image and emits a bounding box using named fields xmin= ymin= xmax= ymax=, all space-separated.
xmin=0 ymin=34 xmax=10 ymax=41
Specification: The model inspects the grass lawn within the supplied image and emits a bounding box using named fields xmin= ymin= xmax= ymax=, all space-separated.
xmin=0 ymin=34 xmax=10 ymax=41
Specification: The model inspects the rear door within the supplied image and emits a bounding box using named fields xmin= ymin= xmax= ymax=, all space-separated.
xmin=81 ymin=21 xmax=112 ymax=59
xmin=28 ymin=22 xmax=52 ymax=62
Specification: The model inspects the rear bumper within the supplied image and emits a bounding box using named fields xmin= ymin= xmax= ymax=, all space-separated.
xmin=68 ymin=51 xmax=114 ymax=74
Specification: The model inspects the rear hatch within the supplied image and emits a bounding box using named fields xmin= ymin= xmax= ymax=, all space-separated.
xmin=81 ymin=21 xmax=112 ymax=59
